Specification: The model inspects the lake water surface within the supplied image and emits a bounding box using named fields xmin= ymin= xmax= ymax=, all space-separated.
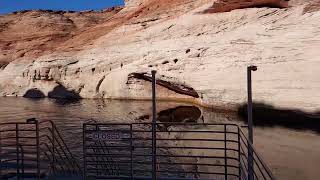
xmin=0 ymin=97 xmax=319 ymax=180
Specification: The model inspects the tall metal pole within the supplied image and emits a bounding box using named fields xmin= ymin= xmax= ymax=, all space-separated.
xmin=35 ymin=119 xmax=40 ymax=180
xmin=247 ymin=65 xmax=257 ymax=180
xmin=151 ymin=70 xmax=157 ymax=180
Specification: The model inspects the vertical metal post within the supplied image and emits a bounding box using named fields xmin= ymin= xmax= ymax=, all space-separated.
xmin=83 ymin=124 xmax=87 ymax=179
xmin=95 ymin=125 xmax=99 ymax=176
xmin=130 ymin=124 xmax=134 ymax=179
xmin=16 ymin=124 xmax=20 ymax=180
xmin=35 ymin=119 xmax=40 ymax=180
xmin=238 ymin=127 xmax=241 ymax=179
xmin=0 ymin=131 xmax=2 ymax=177
xmin=224 ymin=125 xmax=227 ymax=180
xmin=52 ymin=123 xmax=56 ymax=175
xmin=247 ymin=66 xmax=257 ymax=180
xmin=151 ymin=70 xmax=157 ymax=180
xmin=20 ymin=145 xmax=24 ymax=177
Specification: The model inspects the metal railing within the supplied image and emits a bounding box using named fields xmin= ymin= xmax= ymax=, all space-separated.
xmin=238 ymin=128 xmax=276 ymax=180
xmin=0 ymin=120 xmax=40 ymax=179
xmin=38 ymin=120 xmax=81 ymax=177
xmin=0 ymin=120 xmax=275 ymax=180
xmin=0 ymin=119 xmax=81 ymax=179
xmin=83 ymin=122 xmax=276 ymax=180
xmin=0 ymin=144 xmax=24 ymax=179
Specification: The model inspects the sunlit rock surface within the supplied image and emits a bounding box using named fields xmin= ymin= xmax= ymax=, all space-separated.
xmin=0 ymin=0 xmax=319 ymax=111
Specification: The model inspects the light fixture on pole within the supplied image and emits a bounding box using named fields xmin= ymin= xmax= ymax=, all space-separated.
xmin=151 ymin=70 xmax=157 ymax=180
xmin=247 ymin=65 xmax=257 ymax=180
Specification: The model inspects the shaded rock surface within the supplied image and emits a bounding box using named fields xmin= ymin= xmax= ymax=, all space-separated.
xmin=203 ymin=0 xmax=289 ymax=13
xmin=0 ymin=0 xmax=319 ymax=112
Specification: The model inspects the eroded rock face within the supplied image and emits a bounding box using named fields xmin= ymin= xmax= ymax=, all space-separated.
xmin=204 ymin=0 xmax=289 ymax=13
xmin=304 ymin=0 xmax=320 ymax=13
xmin=0 ymin=0 xmax=320 ymax=112
xmin=125 ymin=0 xmax=145 ymax=8
xmin=0 ymin=8 xmax=122 ymax=64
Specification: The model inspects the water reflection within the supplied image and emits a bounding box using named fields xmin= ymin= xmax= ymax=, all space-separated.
xmin=0 ymin=97 xmax=239 ymax=131
xmin=0 ymin=97 xmax=237 ymax=157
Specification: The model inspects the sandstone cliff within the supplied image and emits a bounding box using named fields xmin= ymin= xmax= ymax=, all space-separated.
xmin=0 ymin=0 xmax=319 ymax=112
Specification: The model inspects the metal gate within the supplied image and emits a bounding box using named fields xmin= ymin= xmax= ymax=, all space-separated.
xmin=0 ymin=119 xmax=39 ymax=179
xmin=0 ymin=119 xmax=81 ymax=179
xmin=83 ymin=122 xmax=276 ymax=180
xmin=83 ymin=123 xmax=134 ymax=179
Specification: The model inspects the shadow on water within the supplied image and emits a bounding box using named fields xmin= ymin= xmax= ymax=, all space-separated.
xmin=48 ymin=85 xmax=81 ymax=100
xmin=51 ymin=98 xmax=80 ymax=105
xmin=23 ymin=84 xmax=81 ymax=104
xmin=137 ymin=106 xmax=202 ymax=131
xmin=157 ymin=106 xmax=201 ymax=123
xmin=238 ymin=102 xmax=320 ymax=133
xmin=23 ymin=88 xmax=45 ymax=98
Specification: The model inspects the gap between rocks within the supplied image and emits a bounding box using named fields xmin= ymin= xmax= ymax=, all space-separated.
xmin=128 ymin=72 xmax=199 ymax=98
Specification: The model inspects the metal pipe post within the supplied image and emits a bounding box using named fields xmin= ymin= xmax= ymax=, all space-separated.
xmin=130 ymin=124 xmax=133 ymax=179
xmin=35 ymin=119 xmax=40 ymax=180
xmin=247 ymin=65 xmax=257 ymax=180
xmin=83 ymin=124 xmax=87 ymax=178
xmin=151 ymin=70 xmax=157 ymax=180
xmin=52 ymin=123 xmax=56 ymax=175
xmin=16 ymin=124 xmax=20 ymax=180
xmin=224 ymin=125 xmax=227 ymax=180
xmin=0 ymin=130 xmax=2 ymax=177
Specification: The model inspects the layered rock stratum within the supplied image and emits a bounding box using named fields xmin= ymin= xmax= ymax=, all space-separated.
xmin=0 ymin=0 xmax=319 ymax=112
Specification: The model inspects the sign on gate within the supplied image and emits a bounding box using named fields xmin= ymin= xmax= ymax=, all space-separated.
xmin=91 ymin=131 xmax=130 ymax=141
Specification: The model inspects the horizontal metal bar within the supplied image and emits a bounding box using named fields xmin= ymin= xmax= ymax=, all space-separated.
xmin=0 ymin=144 xmax=36 ymax=147
xmin=84 ymin=123 xmax=133 ymax=126
xmin=86 ymin=144 xmax=240 ymax=151
xmin=86 ymin=161 xmax=239 ymax=169
xmin=84 ymin=129 xmax=237 ymax=133
xmin=132 ymin=130 xmax=239 ymax=134
xmin=85 ymin=145 xmax=131 ymax=149
xmin=136 ymin=146 xmax=240 ymax=152
xmin=1 ymin=136 xmax=36 ymax=139
xmin=84 ymin=138 xmax=238 ymax=144
xmin=84 ymin=123 xmax=240 ymax=126
xmin=84 ymin=153 xmax=239 ymax=160
xmin=130 ymin=138 xmax=239 ymax=143
xmin=85 ymin=175 xmax=215 ymax=180
xmin=0 ymin=157 xmax=37 ymax=163
xmin=84 ymin=175 xmax=137 ymax=179
xmin=85 ymin=168 xmax=239 ymax=178
xmin=5 ymin=150 xmax=37 ymax=154
xmin=0 ymin=129 xmax=36 ymax=133
xmin=0 ymin=122 xmax=36 ymax=125
xmin=156 ymin=170 xmax=240 ymax=177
